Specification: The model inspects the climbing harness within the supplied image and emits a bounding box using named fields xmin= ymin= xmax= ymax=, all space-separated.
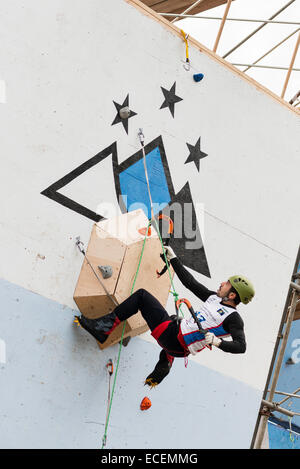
xmin=102 ymin=359 xmax=114 ymax=448
xmin=180 ymin=29 xmax=190 ymax=71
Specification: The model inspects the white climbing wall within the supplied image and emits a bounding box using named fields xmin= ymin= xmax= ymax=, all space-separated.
xmin=0 ymin=0 xmax=299 ymax=449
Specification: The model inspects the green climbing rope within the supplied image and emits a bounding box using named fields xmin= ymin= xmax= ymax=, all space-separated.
xmin=101 ymin=129 xmax=184 ymax=448
xmin=101 ymin=221 xmax=151 ymax=448
xmin=101 ymin=216 xmax=183 ymax=448
xmin=151 ymin=216 xmax=182 ymax=315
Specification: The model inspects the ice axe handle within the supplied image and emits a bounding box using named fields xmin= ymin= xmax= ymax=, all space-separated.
xmin=175 ymin=298 xmax=211 ymax=350
xmin=156 ymin=215 xmax=174 ymax=278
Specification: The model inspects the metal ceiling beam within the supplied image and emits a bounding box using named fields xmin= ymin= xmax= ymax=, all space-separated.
xmin=158 ymin=14 xmax=300 ymax=26
xmin=222 ymin=0 xmax=296 ymax=59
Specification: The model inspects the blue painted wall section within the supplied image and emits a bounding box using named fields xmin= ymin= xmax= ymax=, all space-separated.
xmin=268 ymin=422 xmax=300 ymax=449
xmin=272 ymin=318 xmax=300 ymax=426
xmin=119 ymin=146 xmax=171 ymax=219
xmin=0 ymin=278 xmax=260 ymax=449
xmin=268 ymin=261 xmax=300 ymax=448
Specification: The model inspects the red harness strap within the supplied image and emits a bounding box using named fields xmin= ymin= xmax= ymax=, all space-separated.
xmin=177 ymin=328 xmax=189 ymax=354
xmin=151 ymin=320 xmax=171 ymax=340
xmin=151 ymin=320 xmax=190 ymax=357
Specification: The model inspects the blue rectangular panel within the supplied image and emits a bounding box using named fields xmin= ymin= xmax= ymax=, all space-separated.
xmin=119 ymin=147 xmax=171 ymax=219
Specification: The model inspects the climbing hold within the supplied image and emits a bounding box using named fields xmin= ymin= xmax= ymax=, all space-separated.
xmin=286 ymin=357 xmax=295 ymax=365
xmin=98 ymin=265 xmax=113 ymax=279
xmin=140 ymin=397 xmax=152 ymax=411
xmin=119 ymin=106 xmax=131 ymax=119
xmin=193 ymin=73 xmax=204 ymax=82
xmin=138 ymin=226 xmax=152 ymax=236
xmin=119 ymin=336 xmax=131 ymax=347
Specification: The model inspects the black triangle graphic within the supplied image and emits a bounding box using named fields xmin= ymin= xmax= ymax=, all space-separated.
xmin=41 ymin=142 xmax=118 ymax=222
xmin=41 ymin=137 xmax=210 ymax=277
xmin=158 ymin=182 xmax=210 ymax=278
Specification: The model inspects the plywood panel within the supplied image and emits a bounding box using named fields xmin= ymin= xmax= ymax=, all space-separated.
xmin=74 ymin=226 xmax=126 ymax=298
xmin=115 ymin=237 xmax=173 ymax=305
xmin=73 ymin=223 xmax=127 ymax=318
xmin=131 ymin=237 xmax=174 ymax=308
xmin=114 ymin=235 xmax=174 ymax=342
xmin=97 ymin=321 xmax=132 ymax=350
xmin=115 ymin=240 xmax=145 ymax=304
xmin=115 ymin=239 xmax=149 ymax=335
xmin=74 ymin=294 xmax=116 ymax=319
xmin=74 ymin=211 xmax=174 ymax=342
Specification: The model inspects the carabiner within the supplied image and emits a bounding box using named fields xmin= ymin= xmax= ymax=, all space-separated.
xmin=176 ymin=298 xmax=193 ymax=312
xmin=183 ymin=59 xmax=191 ymax=71
xmin=158 ymin=214 xmax=174 ymax=235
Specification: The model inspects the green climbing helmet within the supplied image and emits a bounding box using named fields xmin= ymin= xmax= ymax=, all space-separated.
xmin=229 ymin=275 xmax=255 ymax=305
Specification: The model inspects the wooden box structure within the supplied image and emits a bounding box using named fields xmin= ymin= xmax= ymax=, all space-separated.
xmin=74 ymin=209 xmax=174 ymax=349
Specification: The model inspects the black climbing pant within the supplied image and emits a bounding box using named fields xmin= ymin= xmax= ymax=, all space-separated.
xmin=114 ymin=288 xmax=187 ymax=357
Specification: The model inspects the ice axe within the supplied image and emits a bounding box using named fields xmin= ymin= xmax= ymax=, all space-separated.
xmin=175 ymin=298 xmax=212 ymax=350
xmin=156 ymin=214 xmax=174 ymax=278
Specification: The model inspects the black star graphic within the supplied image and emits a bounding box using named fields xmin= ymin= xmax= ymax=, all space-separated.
xmin=185 ymin=137 xmax=208 ymax=172
xmin=160 ymin=82 xmax=183 ymax=118
xmin=111 ymin=94 xmax=137 ymax=134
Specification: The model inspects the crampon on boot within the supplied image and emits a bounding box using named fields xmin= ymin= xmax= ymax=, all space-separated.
xmin=74 ymin=311 xmax=120 ymax=344
xmin=144 ymin=350 xmax=174 ymax=388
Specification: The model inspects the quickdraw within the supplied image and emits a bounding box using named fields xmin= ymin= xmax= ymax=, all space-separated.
xmin=106 ymin=358 xmax=113 ymax=376
xmin=102 ymin=359 xmax=114 ymax=448
xmin=180 ymin=29 xmax=190 ymax=71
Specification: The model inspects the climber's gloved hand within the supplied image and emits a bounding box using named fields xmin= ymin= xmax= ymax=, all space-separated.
xmin=204 ymin=332 xmax=221 ymax=347
xmin=163 ymin=245 xmax=176 ymax=261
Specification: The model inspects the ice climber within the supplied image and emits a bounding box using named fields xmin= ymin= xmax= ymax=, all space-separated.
xmin=75 ymin=245 xmax=255 ymax=387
